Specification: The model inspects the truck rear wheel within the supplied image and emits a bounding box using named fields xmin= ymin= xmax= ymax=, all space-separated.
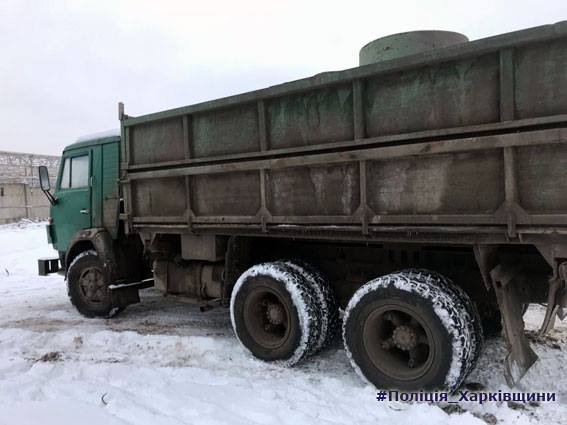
xmin=230 ymin=262 xmax=320 ymax=366
xmin=67 ymin=250 xmax=122 ymax=318
xmin=399 ymin=269 xmax=484 ymax=371
xmin=343 ymin=271 xmax=477 ymax=392
xmin=284 ymin=259 xmax=340 ymax=353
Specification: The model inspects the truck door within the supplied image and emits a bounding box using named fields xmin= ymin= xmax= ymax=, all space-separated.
xmin=53 ymin=150 xmax=92 ymax=251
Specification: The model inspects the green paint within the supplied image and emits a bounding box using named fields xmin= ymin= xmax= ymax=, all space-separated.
xmin=49 ymin=135 xmax=120 ymax=252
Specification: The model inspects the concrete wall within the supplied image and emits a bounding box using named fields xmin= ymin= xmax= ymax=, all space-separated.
xmin=0 ymin=184 xmax=50 ymax=224
xmin=0 ymin=151 xmax=60 ymax=224
xmin=0 ymin=151 xmax=60 ymax=186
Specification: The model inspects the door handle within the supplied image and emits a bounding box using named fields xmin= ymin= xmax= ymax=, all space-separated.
xmin=80 ymin=209 xmax=90 ymax=214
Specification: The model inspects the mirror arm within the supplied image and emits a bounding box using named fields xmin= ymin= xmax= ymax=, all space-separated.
xmin=42 ymin=188 xmax=57 ymax=206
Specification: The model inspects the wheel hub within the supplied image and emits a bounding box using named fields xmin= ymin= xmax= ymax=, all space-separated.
xmin=266 ymin=302 xmax=285 ymax=325
xmin=364 ymin=306 xmax=434 ymax=379
xmin=392 ymin=325 xmax=418 ymax=351
xmin=242 ymin=285 xmax=293 ymax=351
xmin=79 ymin=267 xmax=106 ymax=303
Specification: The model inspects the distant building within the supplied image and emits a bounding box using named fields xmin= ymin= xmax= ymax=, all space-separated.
xmin=0 ymin=151 xmax=60 ymax=224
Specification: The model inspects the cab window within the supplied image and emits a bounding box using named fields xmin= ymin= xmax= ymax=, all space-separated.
xmin=60 ymin=155 xmax=89 ymax=189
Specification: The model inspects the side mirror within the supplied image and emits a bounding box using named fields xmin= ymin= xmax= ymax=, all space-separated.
xmin=38 ymin=166 xmax=51 ymax=191
xmin=38 ymin=166 xmax=56 ymax=205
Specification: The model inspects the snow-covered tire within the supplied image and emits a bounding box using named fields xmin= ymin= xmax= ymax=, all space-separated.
xmin=399 ymin=269 xmax=484 ymax=374
xmin=343 ymin=271 xmax=476 ymax=392
xmin=230 ymin=262 xmax=321 ymax=366
xmin=67 ymin=250 xmax=123 ymax=318
xmin=284 ymin=260 xmax=340 ymax=353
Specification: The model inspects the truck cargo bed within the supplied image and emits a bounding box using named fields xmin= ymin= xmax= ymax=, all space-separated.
xmin=120 ymin=22 xmax=567 ymax=244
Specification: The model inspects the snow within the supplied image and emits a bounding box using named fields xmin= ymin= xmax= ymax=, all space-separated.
xmin=0 ymin=221 xmax=566 ymax=425
xmin=76 ymin=128 xmax=120 ymax=143
xmin=68 ymin=248 xmax=97 ymax=269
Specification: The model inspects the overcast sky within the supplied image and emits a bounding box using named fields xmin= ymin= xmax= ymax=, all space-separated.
xmin=1 ymin=0 xmax=566 ymax=155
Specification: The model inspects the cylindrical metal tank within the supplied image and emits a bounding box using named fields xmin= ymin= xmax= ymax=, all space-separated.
xmin=359 ymin=30 xmax=469 ymax=65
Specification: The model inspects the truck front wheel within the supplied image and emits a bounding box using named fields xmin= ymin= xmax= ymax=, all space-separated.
xmin=343 ymin=271 xmax=478 ymax=392
xmin=67 ymin=250 xmax=122 ymax=318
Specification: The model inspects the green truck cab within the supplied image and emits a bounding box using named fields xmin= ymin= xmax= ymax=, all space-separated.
xmin=47 ymin=133 xmax=121 ymax=253
xmin=38 ymin=130 xmax=147 ymax=314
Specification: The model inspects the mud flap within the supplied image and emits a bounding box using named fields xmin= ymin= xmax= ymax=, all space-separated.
xmin=538 ymin=263 xmax=567 ymax=336
xmin=109 ymin=278 xmax=154 ymax=309
xmin=490 ymin=264 xmax=538 ymax=386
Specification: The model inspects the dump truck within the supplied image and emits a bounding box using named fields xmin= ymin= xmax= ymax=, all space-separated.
xmin=38 ymin=22 xmax=567 ymax=392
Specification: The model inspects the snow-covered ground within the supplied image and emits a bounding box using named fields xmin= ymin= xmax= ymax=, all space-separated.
xmin=0 ymin=222 xmax=565 ymax=425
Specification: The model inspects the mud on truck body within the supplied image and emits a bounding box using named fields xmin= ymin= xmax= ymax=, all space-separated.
xmin=38 ymin=22 xmax=567 ymax=392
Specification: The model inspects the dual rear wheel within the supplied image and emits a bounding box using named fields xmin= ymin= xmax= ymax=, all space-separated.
xmin=343 ymin=270 xmax=482 ymax=391
xmin=230 ymin=261 xmax=339 ymax=365
xmin=230 ymin=263 xmax=483 ymax=391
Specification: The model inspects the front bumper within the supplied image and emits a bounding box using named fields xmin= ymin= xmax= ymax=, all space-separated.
xmin=38 ymin=258 xmax=60 ymax=276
